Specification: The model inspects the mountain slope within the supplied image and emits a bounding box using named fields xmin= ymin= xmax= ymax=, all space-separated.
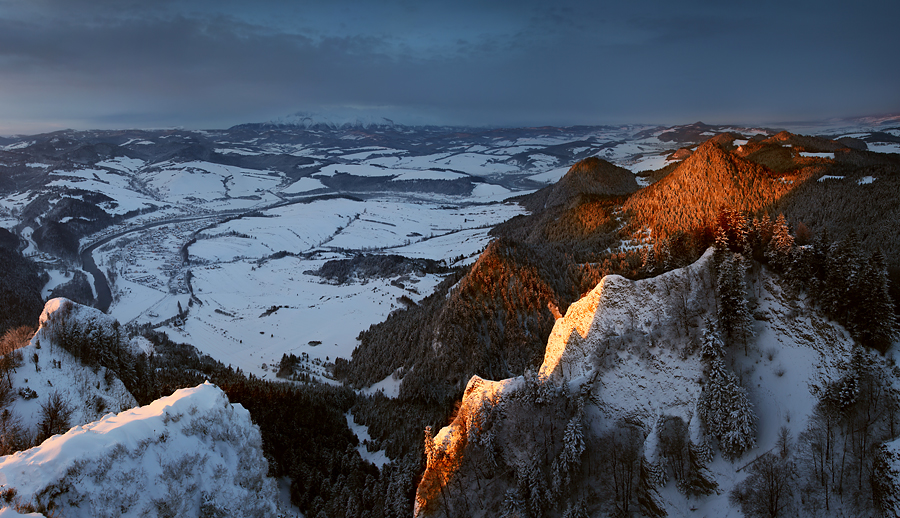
xmin=414 ymin=249 xmax=882 ymax=517
xmin=621 ymin=137 xmax=800 ymax=243
xmin=4 ymin=298 xmax=138 ymax=446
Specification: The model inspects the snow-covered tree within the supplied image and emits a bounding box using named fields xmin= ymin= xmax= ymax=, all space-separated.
xmin=766 ymin=213 xmax=794 ymax=271
xmin=719 ymin=381 xmax=758 ymax=459
xmin=823 ymin=231 xmax=865 ymax=319
xmin=698 ymin=358 xmax=757 ymax=460
xmin=700 ymin=318 xmax=725 ymax=361
xmin=853 ymin=250 xmax=897 ymax=353
xmin=717 ymin=253 xmax=754 ymax=351
xmin=715 ymin=208 xmax=750 ymax=254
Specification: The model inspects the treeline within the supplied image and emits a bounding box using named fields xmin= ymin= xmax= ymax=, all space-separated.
xmin=309 ymin=253 xmax=448 ymax=284
xmin=0 ymin=248 xmax=47 ymax=336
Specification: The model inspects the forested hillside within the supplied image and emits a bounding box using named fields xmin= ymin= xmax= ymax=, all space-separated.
xmin=341 ymin=130 xmax=899 ymax=516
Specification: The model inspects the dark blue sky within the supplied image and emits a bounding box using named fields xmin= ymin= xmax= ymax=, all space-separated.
xmin=1 ymin=0 xmax=898 ymax=134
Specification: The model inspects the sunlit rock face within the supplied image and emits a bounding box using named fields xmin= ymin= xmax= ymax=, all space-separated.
xmin=415 ymin=246 xmax=858 ymax=517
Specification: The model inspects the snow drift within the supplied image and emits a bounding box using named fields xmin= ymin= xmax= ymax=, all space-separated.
xmin=0 ymin=382 xmax=276 ymax=517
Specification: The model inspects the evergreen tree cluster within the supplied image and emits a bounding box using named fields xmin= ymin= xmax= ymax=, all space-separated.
xmin=696 ymin=318 xmax=757 ymax=462
xmin=787 ymin=231 xmax=898 ymax=353
xmin=0 ymin=248 xmax=46 ymax=337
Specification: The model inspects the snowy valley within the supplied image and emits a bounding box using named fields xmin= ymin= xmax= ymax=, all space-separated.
xmin=0 ymin=116 xmax=899 ymax=517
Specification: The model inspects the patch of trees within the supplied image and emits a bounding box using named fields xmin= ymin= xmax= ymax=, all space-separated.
xmin=786 ymin=231 xmax=897 ymax=353
xmin=773 ymin=156 xmax=900 ymax=262
xmin=685 ymin=208 xmax=897 ymax=354
xmin=417 ymin=374 xmax=675 ymax=517
xmin=309 ymin=254 xmax=448 ymax=284
xmin=731 ymin=348 xmax=900 ymax=517
xmin=30 ymin=194 xmax=117 ymax=261
xmin=622 ymin=138 xmax=798 ymax=245
xmin=521 ymin=157 xmax=638 ymax=212
xmin=493 ymin=194 xmax=626 ymax=254
xmin=48 ymin=270 xmax=94 ymax=307
xmin=0 ymin=248 xmax=46 ymax=336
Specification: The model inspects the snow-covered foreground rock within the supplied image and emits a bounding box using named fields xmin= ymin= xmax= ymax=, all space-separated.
xmin=416 ymin=249 xmax=863 ymax=517
xmin=0 ymin=382 xmax=276 ymax=518
xmin=9 ymin=298 xmax=137 ymax=436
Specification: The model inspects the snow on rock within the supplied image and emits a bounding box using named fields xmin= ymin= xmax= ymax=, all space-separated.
xmin=10 ymin=298 xmax=137 ymax=435
xmin=541 ymin=249 xmax=714 ymax=385
xmin=417 ymin=248 xmax=859 ymax=517
xmin=0 ymin=382 xmax=277 ymax=518
xmin=415 ymin=375 xmax=522 ymax=516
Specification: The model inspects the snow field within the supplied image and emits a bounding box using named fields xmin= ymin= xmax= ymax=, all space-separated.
xmin=139 ymin=161 xmax=282 ymax=207
xmin=165 ymin=256 xmax=446 ymax=378
xmin=47 ymin=168 xmax=158 ymax=215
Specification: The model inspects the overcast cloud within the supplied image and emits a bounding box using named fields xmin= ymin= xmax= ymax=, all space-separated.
xmin=0 ymin=0 xmax=897 ymax=134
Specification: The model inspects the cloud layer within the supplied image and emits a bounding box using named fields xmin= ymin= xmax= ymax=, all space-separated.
xmin=0 ymin=0 xmax=897 ymax=133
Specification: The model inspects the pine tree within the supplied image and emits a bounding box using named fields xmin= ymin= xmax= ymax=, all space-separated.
xmin=717 ymin=253 xmax=754 ymax=351
xmin=853 ymin=250 xmax=897 ymax=353
xmin=807 ymin=227 xmax=830 ymax=299
xmin=715 ymin=208 xmax=749 ymax=254
xmin=823 ymin=231 xmax=864 ymax=321
xmin=699 ymin=358 xmax=757 ymax=460
xmin=766 ymin=213 xmax=794 ymax=271
xmin=700 ymin=318 xmax=725 ymax=361
xmin=698 ymin=359 xmax=730 ymax=439
xmin=720 ymin=378 xmax=757 ymax=460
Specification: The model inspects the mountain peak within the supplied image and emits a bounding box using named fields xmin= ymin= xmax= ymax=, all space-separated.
xmin=524 ymin=156 xmax=638 ymax=211
xmin=269 ymin=110 xmax=400 ymax=130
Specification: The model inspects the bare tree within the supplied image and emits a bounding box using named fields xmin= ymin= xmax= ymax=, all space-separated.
xmin=729 ymin=452 xmax=796 ymax=518
xmin=37 ymin=390 xmax=75 ymax=442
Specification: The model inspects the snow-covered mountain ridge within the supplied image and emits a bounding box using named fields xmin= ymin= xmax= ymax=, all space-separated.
xmin=415 ymin=249 xmax=876 ymax=517
xmin=0 ymin=382 xmax=276 ymax=517
xmin=7 ymin=298 xmax=137 ymax=441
